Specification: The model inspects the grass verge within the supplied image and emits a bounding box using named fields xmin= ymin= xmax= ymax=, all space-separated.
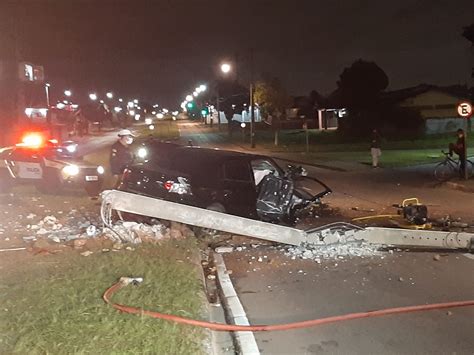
xmin=225 ymin=129 xmax=474 ymax=168
xmin=0 ymin=241 xmax=205 ymax=354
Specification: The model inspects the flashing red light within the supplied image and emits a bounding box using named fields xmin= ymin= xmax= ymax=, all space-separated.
xmin=20 ymin=132 xmax=44 ymax=148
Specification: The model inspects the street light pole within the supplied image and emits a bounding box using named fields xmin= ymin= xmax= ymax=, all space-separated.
xmin=45 ymin=84 xmax=50 ymax=107
xmin=214 ymin=87 xmax=218 ymax=128
xmin=218 ymin=62 xmax=232 ymax=131
xmin=249 ymin=48 xmax=255 ymax=148
xmin=250 ymin=82 xmax=255 ymax=148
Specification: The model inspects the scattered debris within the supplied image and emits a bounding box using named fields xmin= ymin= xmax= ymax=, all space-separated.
xmin=215 ymin=246 xmax=234 ymax=253
xmin=80 ymin=250 xmax=94 ymax=257
xmin=433 ymin=254 xmax=441 ymax=261
xmin=72 ymin=239 xmax=87 ymax=249
xmin=104 ymin=221 xmax=166 ymax=243
xmin=285 ymin=240 xmax=380 ymax=261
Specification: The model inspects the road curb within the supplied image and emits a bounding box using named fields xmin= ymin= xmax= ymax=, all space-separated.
xmin=195 ymin=249 xmax=235 ymax=355
xmin=214 ymin=253 xmax=261 ymax=355
xmin=444 ymin=181 xmax=474 ymax=193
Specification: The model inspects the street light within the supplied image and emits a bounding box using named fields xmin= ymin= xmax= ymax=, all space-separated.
xmin=199 ymin=84 xmax=207 ymax=92
xmin=106 ymin=92 xmax=113 ymax=99
xmin=89 ymin=93 xmax=97 ymax=101
xmin=220 ymin=63 xmax=231 ymax=74
xmin=186 ymin=94 xmax=193 ymax=102
xmin=193 ymin=91 xmax=198 ymax=97
xmin=64 ymin=89 xmax=72 ymax=97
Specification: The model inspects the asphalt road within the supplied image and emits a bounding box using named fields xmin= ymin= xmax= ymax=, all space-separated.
xmin=223 ymin=247 xmax=474 ymax=354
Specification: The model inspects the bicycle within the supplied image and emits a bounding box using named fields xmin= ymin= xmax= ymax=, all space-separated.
xmin=433 ymin=151 xmax=473 ymax=182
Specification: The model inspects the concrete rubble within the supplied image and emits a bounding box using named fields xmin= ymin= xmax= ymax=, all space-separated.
xmin=8 ymin=208 xmax=194 ymax=248
xmin=20 ymin=214 xmax=103 ymax=243
xmin=103 ymin=220 xmax=195 ymax=244
xmin=283 ymin=227 xmax=381 ymax=261
xmin=103 ymin=221 xmax=166 ymax=244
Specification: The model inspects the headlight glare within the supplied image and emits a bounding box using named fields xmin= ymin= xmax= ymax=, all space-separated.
xmin=137 ymin=147 xmax=147 ymax=159
xmin=63 ymin=164 xmax=79 ymax=176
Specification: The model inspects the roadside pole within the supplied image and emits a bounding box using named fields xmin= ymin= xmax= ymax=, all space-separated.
xmin=465 ymin=119 xmax=468 ymax=180
xmin=303 ymin=120 xmax=309 ymax=153
xmin=250 ymin=48 xmax=255 ymax=148
xmin=457 ymin=102 xmax=473 ymax=180
xmin=213 ymin=89 xmax=217 ymax=129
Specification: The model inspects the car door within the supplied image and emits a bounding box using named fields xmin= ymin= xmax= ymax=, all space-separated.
xmin=222 ymin=158 xmax=258 ymax=218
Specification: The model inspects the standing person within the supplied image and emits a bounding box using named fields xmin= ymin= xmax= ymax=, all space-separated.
xmin=449 ymin=128 xmax=466 ymax=177
xmin=370 ymin=129 xmax=382 ymax=168
xmin=110 ymin=129 xmax=135 ymax=188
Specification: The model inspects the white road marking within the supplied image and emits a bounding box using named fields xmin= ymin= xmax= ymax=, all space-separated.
xmin=463 ymin=253 xmax=474 ymax=260
xmin=214 ymin=253 xmax=260 ymax=355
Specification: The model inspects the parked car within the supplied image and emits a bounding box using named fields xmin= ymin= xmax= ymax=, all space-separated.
xmin=118 ymin=141 xmax=331 ymax=225
xmin=0 ymin=132 xmax=104 ymax=196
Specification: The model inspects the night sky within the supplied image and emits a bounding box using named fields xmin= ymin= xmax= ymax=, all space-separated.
xmin=1 ymin=0 xmax=473 ymax=108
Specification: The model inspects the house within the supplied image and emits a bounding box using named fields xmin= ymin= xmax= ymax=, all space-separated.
xmin=381 ymin=84 xmax=471 ymax=134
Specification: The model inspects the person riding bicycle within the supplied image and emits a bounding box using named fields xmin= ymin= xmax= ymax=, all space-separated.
xmin=448 ymin=129 xmax=466 ymax=176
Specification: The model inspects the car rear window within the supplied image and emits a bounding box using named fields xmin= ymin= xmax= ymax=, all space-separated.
xmin=224 ymin=159 xmax=252 ymax=182
xmin=145 ymin=147 xmax=222 ymax=183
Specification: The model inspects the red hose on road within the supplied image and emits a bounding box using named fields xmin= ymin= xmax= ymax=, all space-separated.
xmin=103 ymin=280 xmax=474 ymax=332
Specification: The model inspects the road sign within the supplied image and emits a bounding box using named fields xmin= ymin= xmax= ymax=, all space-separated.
xmin=457 ymin=102 xmax=472 ymax=118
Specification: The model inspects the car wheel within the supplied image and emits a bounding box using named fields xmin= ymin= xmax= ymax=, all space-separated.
xmin=36 ymin=168 xmax=62 ymax=194
xmin=0 ymin=168 xmax=14 ymax=193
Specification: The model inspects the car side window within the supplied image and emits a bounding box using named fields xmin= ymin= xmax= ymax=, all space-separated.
xmin=224 ymin=160 xmax=252 ymax=182
xmin=251 ymin=159 xmax=279 ymax=185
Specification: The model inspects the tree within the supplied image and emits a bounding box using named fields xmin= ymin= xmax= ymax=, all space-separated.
xmin=335 ymin=59 xmax=390 ymax=136
xmin=254 ymin=77 xmax=291 ymax=146
xmin=212 ymin=79 xmax=248 ymax=132
xmin=337 ymin=59 xmax=389 ymax=110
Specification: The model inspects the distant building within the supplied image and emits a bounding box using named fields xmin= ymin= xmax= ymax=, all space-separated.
xmin=381 ymin=84 xmax=471 ymax=134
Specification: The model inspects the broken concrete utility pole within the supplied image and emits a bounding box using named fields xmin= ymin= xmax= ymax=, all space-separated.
xmin=101 ymin=190 xmax=474 ymax=251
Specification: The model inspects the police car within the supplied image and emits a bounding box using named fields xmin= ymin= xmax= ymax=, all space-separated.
xmin=0 ymin=132 xmax=105 ymax=196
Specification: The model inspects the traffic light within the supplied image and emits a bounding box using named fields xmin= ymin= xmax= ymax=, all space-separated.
xmin=201 ymin=107 xmax=209 ymax=116
xmin=187 ymin=102 xmax=194 ymax=109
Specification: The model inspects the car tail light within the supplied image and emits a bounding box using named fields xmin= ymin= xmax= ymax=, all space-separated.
xmin=164 ymin=181 xmax=174 ymax=190
xmin=164 ymin=177 xmax=192 ymax=195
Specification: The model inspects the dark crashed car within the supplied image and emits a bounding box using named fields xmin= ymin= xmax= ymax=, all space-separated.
xmin=118 ymin=141 xmax=332 ymax=225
